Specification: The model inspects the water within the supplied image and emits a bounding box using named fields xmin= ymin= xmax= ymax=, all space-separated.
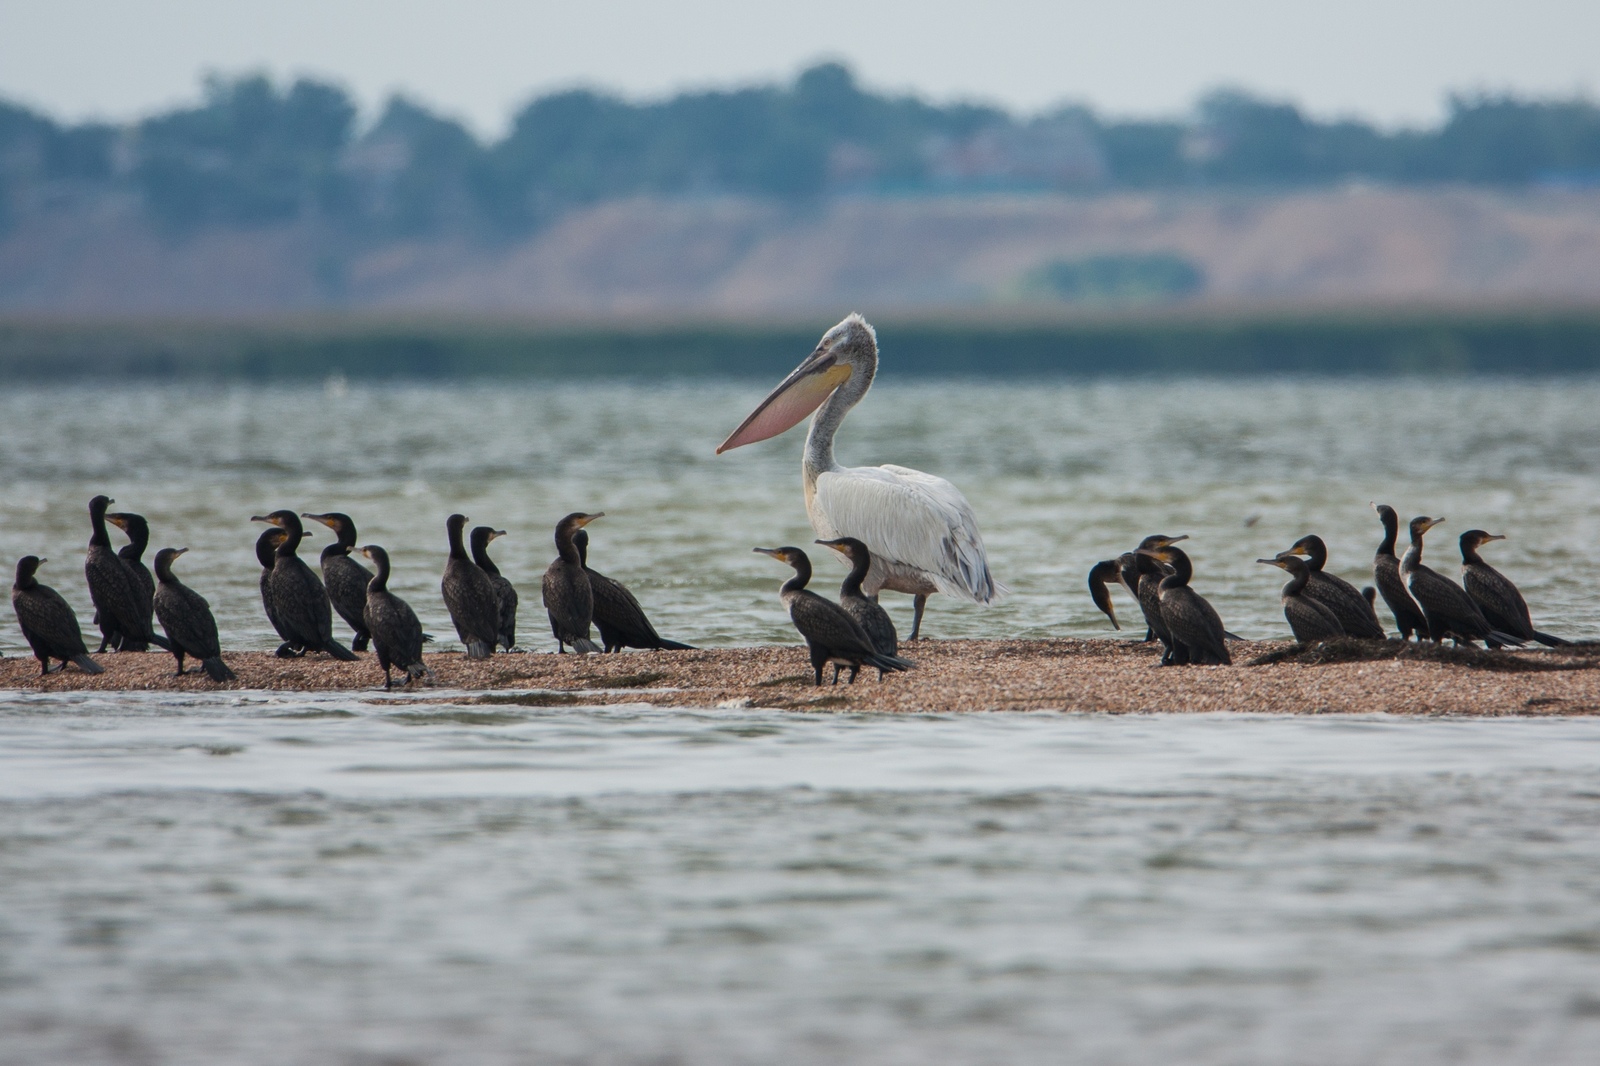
xmin=5 ymin=377 xmax=1600 ymax=1063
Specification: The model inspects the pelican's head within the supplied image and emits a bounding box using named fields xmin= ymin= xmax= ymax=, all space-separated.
xmin=716 ymin=313 xmax=877 ymax=454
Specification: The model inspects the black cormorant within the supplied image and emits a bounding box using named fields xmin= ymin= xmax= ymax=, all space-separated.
xmin=1372 ymin=503 xmax=1428 ymax=640
xmin=1140 ymin=545 xmax=1231 ymax=666
xmin=1258 ymin=553 xmax=1345 ymax=643
xmin=85 ymin=495 xmax=169 ymax=654
xmin=574 ymin=528 xmax=694 ymax=653
xmin=1399 ymin=516 xmax=1522 ymax=648
xmin=817 ymin=536 xmax=898 ymax=677
xmin=754 ymin=546 xmax=913 ymax=685
xmin=470 ymin=525 xmax=518 ymax=651
xmin=360 ymin=545 xmax=429 ymax=689
xmin=303 ymin=513 xmax=373 ymax=651
xmin=542 ymin=513 xmax=603 ymax=653
xmin=1282 ymin=535 xmax=1385 ymax=639
xmin=11 ymin=556 xmax=102 ymax=675
xmin=1088 ymin=559 xmax=1123 ymax=630
xmin=442 ymin=513 xmax=501 ymax=659
xmin=1134 ymin=535 xmax=1188 ymax=659
xmin=1459 ymin=530 xmax=1570 ymax=647
xmin=152 ymin=547 xmax=235 ymax=681
xmin=107 ymin=512 xmax=156 ymax=651
xmin=255 ymin=527 xmax=303 ymax=657
xmin=250 ymin=510 xmax=358 ymax=660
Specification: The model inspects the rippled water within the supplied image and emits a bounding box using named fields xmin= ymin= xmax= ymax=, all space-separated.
xmin=3 ymin=377 xmax=1599 ymax=649
xmin=5 ymin=378 xmax=1600 ymax=1063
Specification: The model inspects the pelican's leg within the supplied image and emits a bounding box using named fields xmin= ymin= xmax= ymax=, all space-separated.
xmin=909 ymin=594 xmax=927 ymax=641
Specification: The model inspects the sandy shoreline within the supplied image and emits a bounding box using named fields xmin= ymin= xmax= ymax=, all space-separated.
xmin=4 ymin=639 xmax=1600 ymax=715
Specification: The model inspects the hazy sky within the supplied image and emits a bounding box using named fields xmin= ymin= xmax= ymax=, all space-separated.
xmin=3 ymin=0 xmax=1598 ymax=134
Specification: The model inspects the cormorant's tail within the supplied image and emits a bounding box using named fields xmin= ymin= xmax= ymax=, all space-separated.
xmin=353 ymin=633 xmax=370 ymax=652
xmin=404 ymin=662 xmax=430 ymax=681
xmin=1486 ymin=630 xmax=1527 ymax=649
xmin=146 ymin=632 xmax=174 ymax=653
xmin=465 ymin=640 xmax=493 ymax=659
xmin=421 ymin=632 xmax=436 ymax=643
xmin=1222 ymin=631 xmax=1246 ymax=641
xmin=653 ymin=638 xmax=696 ymax=651
xmin=323 ymin=640 xmax=359 ymax=662
xmin=868 ymin=652 xmax=915 ymax=673
xmin=571 ymin=637 xmax=601 ymax=654
xmin=1531 ymin=629 xmax=1573 ymax=647
xmin=202 ymin=657 xmax=236 ymax=682
xmin=71 ymin=654 xmax=105 ymax=675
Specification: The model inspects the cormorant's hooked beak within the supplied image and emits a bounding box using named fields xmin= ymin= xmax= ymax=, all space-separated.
xmin=575 ymin=513 xmax=604 ymax=528
xmin=106 ymin=514 xmax=127 ymax=531
xmin=251 ymin=514 xmax=283 ymax=527
xmin=490 ymin=529 xmax=507 ymax=541
xmin=359 ymin=547 xmax=374 ymax=560
xmin=1483 ymin=533 xmax=1507 ymax=542
xmin=173 ymin=547 xmax=189 ymax=558
xmin=753 ymin=547 xmax=789 ymax=563
xmin=302 ymin=513 xmax=339 ymax=529
xmin=1256 ymin=556 xmax=1288 ymax=569
xmin=1421 ymin=517 xmax=1445 ymax=533
xmin=716 ymin=345 xmax=853 ymax=454
xmin=815 ymin=538 xmax=851 ymax=557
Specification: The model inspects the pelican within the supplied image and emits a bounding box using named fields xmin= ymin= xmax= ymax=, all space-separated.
xmin=717 ymin=313 xmax=1004 ymax=638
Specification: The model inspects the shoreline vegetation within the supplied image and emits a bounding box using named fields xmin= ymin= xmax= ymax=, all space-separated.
xmin=6 ymin=639 xmax=1600 ymax=714
xmin=6 ymin=306 xmax=1600 ymax=380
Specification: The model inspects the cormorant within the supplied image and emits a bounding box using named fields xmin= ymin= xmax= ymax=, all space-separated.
xmin=11 ymin=556 xmax=103 ymax=675
xmin=1459 ymin=530 xmax=1570 ymax=647
xmin=1134 ymin=534 xmax=1188 ymax=659
xmin=1117 ymin=552 xmax=1151 ymax=641
xmin=250 ymin=510 xmax=358 ymax=660
xmin=84 ymin=495 xmax=170 ymax=654
xmin=542 ymin=512 xmax=604 ymax=653
xmin=817 ymin=536 xmax=898 ymax=677
xmin=1139 ymin=545 xmax=1231 ymax=666
xmin=360 ymin=545 xmax=429 ymax=689
xmin=1258 ymin=553 xmax=1345 ymax=643
xmin=152 ymin=548 xmax=235 ymax=681
xmin=573 ymin=528 xmax=694 ymax=653
xmin=303 ymin=512 xmax=373 ymax=651
xmin=107 ymin=512 xmax=156 ymax=651
xmin=470 ymin=525 xmax=518 ymax=651
xmin=1372 ymin=503 xmax=1428 ymax=640
xmin=1087 ymin=558 xmax=1123 ymax=630
xmin=442 ymin=513 xmax=501 ymax=659
xmin=1399 ymin=516 xmax=1522 ymax=648
xmin=754 ymin=546 xmax=913 ymax=684
xmin=1282 ymin=535 xmax=1386 ymax=638
xmin=254 ymin=527 xmax=303 ymax=657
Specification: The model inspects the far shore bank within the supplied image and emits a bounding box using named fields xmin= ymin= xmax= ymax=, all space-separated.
xmin=5 ymin=639 xmax=1599 ymax=716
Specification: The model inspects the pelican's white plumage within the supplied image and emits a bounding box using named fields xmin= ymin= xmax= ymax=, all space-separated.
xmin=718 ymin=313 xmax=1004 ymax=636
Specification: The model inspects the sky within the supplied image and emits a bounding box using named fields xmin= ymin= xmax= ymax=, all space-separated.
xmin=3 ymin=0 xmax=1598 ymax=135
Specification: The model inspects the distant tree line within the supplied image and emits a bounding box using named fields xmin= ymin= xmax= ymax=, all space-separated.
xmin=3 ymin=64 xmax=1600 ymax=239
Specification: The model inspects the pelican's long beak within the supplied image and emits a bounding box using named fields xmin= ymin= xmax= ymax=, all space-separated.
xmin=716 ymin=346 xmax=853 ymax=454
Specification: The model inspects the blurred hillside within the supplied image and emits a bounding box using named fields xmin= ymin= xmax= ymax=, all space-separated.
xmin=4 ymin=64 xmax=1600 ymax=315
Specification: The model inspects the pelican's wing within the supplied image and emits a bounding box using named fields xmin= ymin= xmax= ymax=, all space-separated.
xmin=814 ymin=464 xmax=1006 ymax=604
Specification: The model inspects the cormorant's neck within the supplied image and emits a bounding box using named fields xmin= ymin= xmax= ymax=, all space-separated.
xmin=1401 ymin=535 xmax=1424 ymax=573
xmin=320 ymin=542 xmax=348 ymax=563
xmin=154 ymin=559 xmax=177 ymax=584
xmin=471 ymin=540 xmax=500 ymax=575
xmin=803 ymin=358 xmax=874 ymax=480
xmin=447 ymin=523 xmax=468 ymax=560
xmin=1377 ymin=513 xmax=1398 ymax=557
xmin=556 ymin=528 xmax=582 ymax=565
xmin=89 ymin=508 xmax=111 ymax=547
xmin=1283 ymin=563 xmax=1309 ymax=598
xmin=14 ymin=569 xmax=36 ymax=591
xmin=782 ymin=558 xmax=812 ymax=595
xmin=1302 ymin=540 xmax=1327 ymax=571
xmin=1460 ymin=541 xmax=1485 ymax=567
xmin=1165 ymin=549 xmax=1194 ymax=587
xmin=369 ymin=554 xmax=390 ymax=592
xmin=840 ymin=552 xmax=870 ymax=597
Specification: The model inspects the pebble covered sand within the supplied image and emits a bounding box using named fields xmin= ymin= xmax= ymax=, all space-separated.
xmin=5 ymin=639 xmax=1600 ymax=715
